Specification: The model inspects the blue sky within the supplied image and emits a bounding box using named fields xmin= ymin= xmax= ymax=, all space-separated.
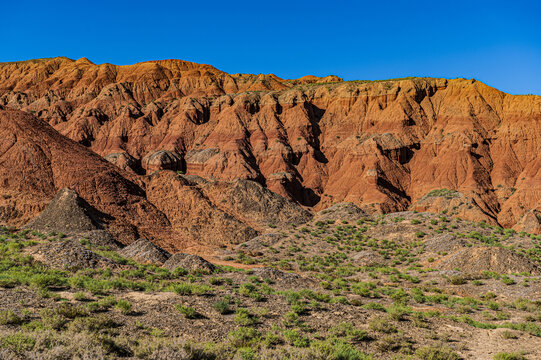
xmin=2 ymin=0 xmax=540 ymax=94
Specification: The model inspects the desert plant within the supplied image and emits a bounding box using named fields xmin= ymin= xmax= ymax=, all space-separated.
xmin=415 ymin=346 xmax=461 ymax=360
xmin=369 ymin=317 xmax=397 ymax=333
xmin=213 ymin=300 xmax=231 ymax=315
xmin=115 ymin=299 xmax=132 ymax=315
xmin=175 ymin=304 xmax=197 ymax=319
xmin=493 ymin=353 xmax=527 ymax=360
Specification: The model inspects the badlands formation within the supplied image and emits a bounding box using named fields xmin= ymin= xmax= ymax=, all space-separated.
xmin=0 ymin=57 xmax=540 ymax=359
xmin=0 ymin=57 xmax=540 ymax=251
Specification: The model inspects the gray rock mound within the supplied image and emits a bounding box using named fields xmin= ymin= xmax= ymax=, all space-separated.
xmin=423 ymin=234 xmax=467 ymax=254
xmin=235 ymin=233 xmax=283 ymax=256
xmin=23 ymin=188 xmax=102 ymax=234
xmin=162 ymin=253 xmax=215 ymax=273
xmin=222 ymin=179 xmax=313 ymax=227
xmin=33 ymin=239 xmax=120 ymax=270
xmin=77 ymin=230 xmax=122 ymax=250
xmin=436 ymin=246 xmax=540 ymax=275
xmin=119 ymin=238 xmax=171 ymax=265
xmin=316 ymin=202 xmax=365 ymax=222
xmin=249 ymin=267 xmax=315 ymax=288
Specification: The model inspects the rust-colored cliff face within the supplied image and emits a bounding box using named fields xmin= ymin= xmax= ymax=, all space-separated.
xmin=1 ymin=57 xmax=540 ymax=237
xmin=0 ymin=108 xmax=175 ymax=248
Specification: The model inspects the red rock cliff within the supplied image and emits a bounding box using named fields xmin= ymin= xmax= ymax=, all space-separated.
xmin=1 ymin=57 xmax=540 ymax=233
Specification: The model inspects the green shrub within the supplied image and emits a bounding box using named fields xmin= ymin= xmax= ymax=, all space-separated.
xmin=390 ymin=288 xmax=409 ymax=305
xmin=369 ymin=317 xmax=397 ymax=333
xmin=493 ymin=353 xmax=527 ymax=360
xmin=40 ymin=311 xmax=67 ymax=330
xmin=411 ymin=288 xmax=426 ymax=303
xmin=115 ymin=299 xmax=132 ymax=315
xmin=311 ymin=339 xmax=372 ymax=359
xmin=283 ymin=311 xmax=300 ymax=327
xmin=330 ymin=296 xmax=349 ymax=305
xmin=415 ymin=346 xmax=461 ymax=360
xmin=362 ymin=302 xmax=387 ymax=312
xmin=213 ymin=300 xmax=231 ymax=315
xmin=234 ymin=308 xmax=258 ymax=326
xmin=30 ymin=273 xmax=67 ymax=289
xmin=0 ymin=278 xmax=19 ymax=288
xmin=448 ymin=276 xmax=468 ymax=285
xmin=239 ymin=283 xmax=263 ymax=301
xmin=191 ymin=284 xmax=213 ymax=295
xmin=282 ymin=329 xmax=310 ymax=347
xmin=228 ymin=327 xmax=261 ymax=348
xmin=236 ymin=347 xmax=257 ymax=360
xmin=387 ymin=304 xmax=411 ymax=321
xmin=172 ymin=283 xmax=192 ymax=295
xmin=54 ymin=303 xmax=88 ymax=319
xmin=173 ymin=267 xmax=188 ymax=276
xmin=290 ymin=303 xmax=307 ymax=315
xmin=175 ymin=305 xmax=197 ymax=319
xmin=501 ymin=276 xmax=516 ymax=285
xmin=208 ymin=277 xmax=223 ymax=285
xmin=0 ymin=333 xmax=36 ymax=352
xmin=73 ymin=291 xmax=87 ymax=301
xmin=330 ymin=322 xmax=370 ymax=342
xmin=68 ymin=315 xmax=118 ymax=332
xmin=352 ymin=282 xmax=375 ymax=297
xmin=500 ymin=331 xmax=518 ymax=339
xmin=262 ymin=331 xmax=282 ymax=347
xmin=0 ymin=310 xmax=22 ymax=325
xmin=284 ymin=291 xmax=302 ymax=304
xmin=376 ymin=334 xmax=409 ymax=352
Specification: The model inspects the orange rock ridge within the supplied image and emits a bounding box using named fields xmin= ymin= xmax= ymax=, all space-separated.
xmin=0 ymin=57 xmax=540 ymax=240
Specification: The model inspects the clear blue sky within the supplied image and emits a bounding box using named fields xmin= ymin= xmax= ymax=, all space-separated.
xmin=2 ymin=0 xmax=540 ymax=94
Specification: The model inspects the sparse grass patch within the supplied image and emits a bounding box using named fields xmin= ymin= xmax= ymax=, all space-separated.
xmin=175 ymin=304 xmax=197 ymax=319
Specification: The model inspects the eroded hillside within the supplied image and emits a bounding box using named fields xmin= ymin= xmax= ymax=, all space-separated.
xmin=0 ymin=57 xmax=540 ymax=245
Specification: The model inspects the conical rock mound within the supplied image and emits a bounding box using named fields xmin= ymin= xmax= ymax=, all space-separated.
xmin=162 ymin=253 xmax=215 ymax=273
xmin=23 ymin=188 xmax=101 ymax=234
xmin=119 ymin=238 xmax=171 ymax=265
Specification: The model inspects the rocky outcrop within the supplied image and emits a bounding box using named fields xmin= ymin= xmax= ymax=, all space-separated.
xmin=141 ymin=150 xmax=184 ymax=173
xmin=410 ymin=190 xmax=497 ymax=225
xmin=23 ymin=188 xmax=102 ymax=234
xmin=235 ymin=233 xmax=283 ymax=256
xmin=513 ymin=210 xmax=541 ymax=234
xmin=104 ymin=152 xmax=138 ymax=173
xmin=0 ymin=109 xmax=311 ymax=253
xmin=0 ymin=109 xmax=178 ymax=248
xmin=32 ymin=239 xmax=122 ymax=270
xmin=198 ymin=178 xmax=313 ymax=229
xmin=146 ymin=172 xmax=260 ymax=249
xmin=162 ymin=252 xmax=216 ymax=273
xmin=1 ymin=57 xmax=540 ymax=235
xmin=435 ymin=246 xmax=540 ymax=275
xmin=423 ymin=234 xmax=468 ymax=254
xmin=77 ymin=230 xmax=123 ymax=250
xmin=315 ymin=202 xmax=365 ymax=222
xmin=145 ymin=172 xmax=311 ymax=249
xmin=119 ymin=238 xmax=171 ymax=265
